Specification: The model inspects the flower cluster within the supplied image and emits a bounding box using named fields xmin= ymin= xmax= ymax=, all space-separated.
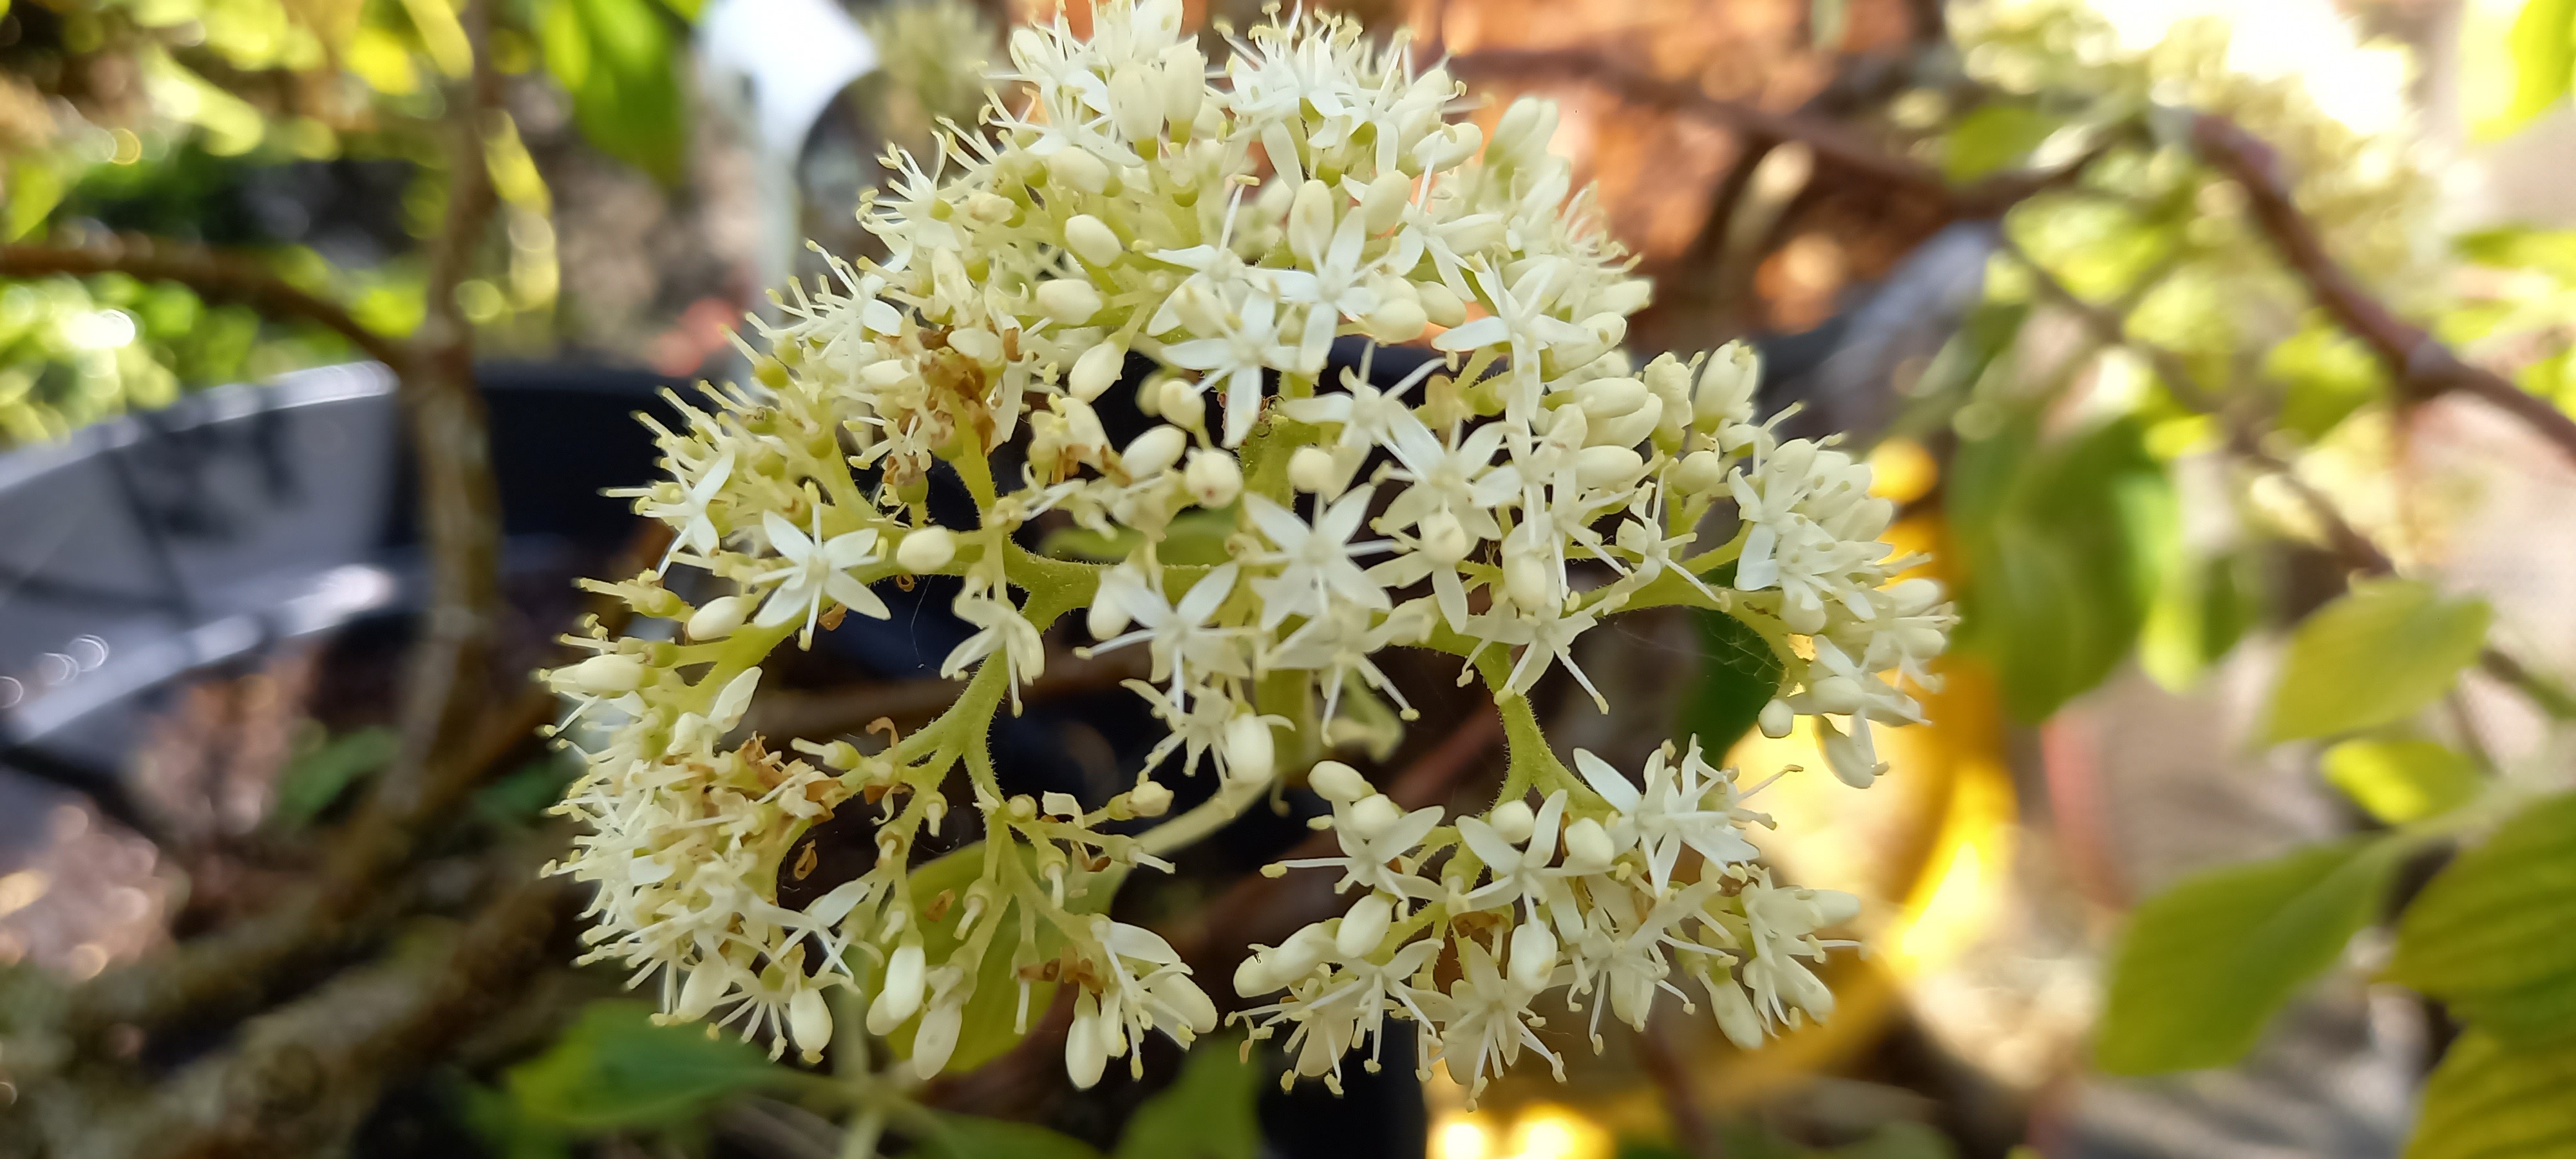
xmin=540 ymin=0 xmax=1950 ymax=1093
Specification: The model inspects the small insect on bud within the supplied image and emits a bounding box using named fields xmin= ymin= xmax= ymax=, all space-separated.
xmin=1048 ymin=146 xmax=1111 ymax=194
xmin=1307 ymin=760 xmax=1370 ymax=802
xmin=1183 ymin=449 xmax=1242 ymax=507
xmin=1064 ymin=214 xmax=1122 ymax=267
xmin=1034 ymin=279 xmax=1101 ymax=325
xmin=1334 ymin=893 xmax=1394 ymax=959
xmin=896 ymin=527 xmax=956 ymax=572
xmin=1288 ymin=446 xmax=1343 ymax=495
xmin=1121 ymin=424 xmax=1188 ymax=478
xmin=1224 ymin=713 xmax=1276 ymax=786
xmin=1070 ymin=342 xmax=1126 ymax=402
xmin=568 ymin=654 xmax=645 ymax=694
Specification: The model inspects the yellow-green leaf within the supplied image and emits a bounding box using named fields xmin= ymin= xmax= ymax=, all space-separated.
xmin=504 ymin=1001 xmax=791 ymax=1132
xmin=1113 ymin=1036 xmax=1262 ymax=1159
xmin=2389 ymin=792 xmax=2576 ymax=1043
xmin=2265 ymin=580 xmax=2490 ymax=744
xmin=2322 ymin=739 xmax=2482 ymax=824
xmin=2499 ymin=0 xmax=2576 ymax=135
xmin=2405 ymin=1030 xmax=2576 ymax=1159
xmin=2096 ymin=837 xmax=2400 ymax=1075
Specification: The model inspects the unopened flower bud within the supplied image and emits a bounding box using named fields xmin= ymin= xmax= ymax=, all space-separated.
xmin=1415 ymin=121 xmax=1482 ymax=171
xmin=1758 ymin=697 xmax=1795 ymax=739
xmin=1709 ymin=977 xmax=1764 ymax=1048
xmin=1224 ymin=713 xmax=1276 ymax=785
xmin=1156 ymin=44 xmax=1203 ymax=130
xmin=1417 ymin=280 xmax=1466 ymax=328
xmin=1088 ymin=597 xmax=1132 ymax=641
xmin=949 ymin=326 xmax=1002 ymax=364
xmin=1576 ymin=445 xmax=1647 ymax=487
xmin=1674 ymin=449 xmax=1728 ymax=495
xmin=1158 ymin=378 xmax=1206 ymax=428
xmin=1127 ymin=777 xmax=1173 ymax=817
xmin=1121 ymin=424 xmax=1188 ymax=477
xmin=1184 ymin=449 xmax=1242 ymax=507
xmin=1490 ymin=95 xmax=1558 ymax=163
xmin=1508 ymin=920 xmax=1557 ymax=989
xmin=1488 ymin=798 xmax=1535 ymax=845
xmin=896 ymin=527 xmax=956 ymax=572
xmin=1035 ymin=278 xmax=1101 ymax=325
xmin=1562 ymin=816 xmax=1615 ymax=872
xmin=1288 ymin=446 xmax=1343 ymax=495
xmin=1365 ymin=280 xmax=1427 ymax=341
xmin=1418 ymin=509 xmax=1470 ymax=563
xmin=568 ymin=654 xmax=645 ymax=694
xmin=1064 ymin=213 xmax=1122 ymax=267
xmin=1107 ymin=66 xmax=1164 ymax=142
xmin=675 ymin=961 xmax=730 ymax=1021
xmin=867 ymin=941 xmax=927 ymax=1033
xmin=788 ymin=987 xmax=833 ymax=1062
xmin=1575 ymin=376 xmax=1649 ymax=419
xmin=1694 ymin=340 xmax=1760 ymax=429
xmin=1347 ymin=793 xmax=1402 ymax=841
xmin=1070 ymin=341 xmax=1126 ymax=401
xmin=911 ymin=997 xmax=963 ymax=1078
xmin=1049 ymin=146 xmax=1111 ymax=194
xmin=1597 ymin=278 xmax=1653 ymax=315
xmin=1335 ymin=893 xmax=1394 ymax=958
xmin=1504 ymin=551 xmax=1553 ymax=612
xmin=1806 ymin=675 xmax=1864 ymax=715
xmin=1307 ymin=760 xmax=1370 ymax=802
xmin=1361 ymin=169 xmax=1412 ymax=232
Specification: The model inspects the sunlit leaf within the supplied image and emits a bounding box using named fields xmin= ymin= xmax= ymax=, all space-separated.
xmin=2404 ymin=1030 xmax=2576 ymax=1159
xmin=272 ymin=726 xmax=399 ymax=828
xmin=2496 ymin=0 xmax=2576 ymax=135
xmin=2389 ymin=792 xmax=2576 ymax=1043
xmin=1113 ymin=1035 xmax=1262 ymax=1159
xmin=1944 ymin=104 xmax=2064 ymax=183
xmin=2265 ymin=580 xmax=2491 ymax=743
xmin=920 ymin=1113 xmax=1105 ymax=1159
xmin=536 ymin=0 xmax=688 ymax=185
xmin=2321 ymin=739 xmax=2481 ymax=824
xmin=2096 ymin=836 xmax=2400 ymax=1074
xmin=505 ymin=1000 xmax=793 ymax=1131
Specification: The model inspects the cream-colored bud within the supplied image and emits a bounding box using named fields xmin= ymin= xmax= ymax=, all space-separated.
xmin=965 ymin=191 xmax=1016 ymax=223
xmin=867 ymin=941 xmax=926 ymax=1034
xmin=1417 ymin=509 xmax=1470 ymax=563
xmin=1491 ymin=95 xmax=1558 ymax=162
xmin=909 ymin=998 xmax=963 ymax=1078
xmin=1347 ymin=793 xmax=1401 ymax=841
xmin=1587 ymin=395 xmax=1662 ymax=449
xmin=1575 ymin=445 xmax=1647 ymax=487
xmin=1488 ymin=798 xmax=1535 ymax=845
xmin=1087 ymin=598 xmax=1131 ymax=641
xmin=1504 ymin=551 xmax=1553 ymax=612
xmin=1107 ymin=66 xmax=1164 ymax=143
xmin=675 ymin=961 xmax=730 ymax=1021
xmin=1233 ymin=949 xmax=1283 ymax=997
xmin=1575 ymin=376 xmax=1649 ymax=419
xmin=1508 ymin=920 xmax=1557 ymax=990
xmin=1365 ymin=280 xmax=1427 ymax=341
xmin=1308 ymin=760 xmax=1370 ymax=802
xmin=1582 ymin=312 xmax=1628 ymax=351
xmin=1417 ymin=279 xmax=1466 ymax=327
xmin=949 ymin=326 xmax=1001 ymax=364
xmin=1288 ymin=446 xmax=1343 ymax=495
xmin=1694 ymin=340 xmax=1761 ymax=428
xmin=1224 ymin=713 xmax=1276 ymax=785
xmin=1064 ymin=213 xmax=1122 ymax=267
xmin=1048 ymin=147 xmax=1110 ymax=194
xmin=1170 ymin=281 xmax=1227 ymax=334
xmin=1158 ymin=378 xmax=1206 ymax=429
xmin=1710 ymin=976 xmax=1765 ymax=1048
xmin=1361 ymin=169 xmax=1412 ymax=232
xmin=1335 ymin=893 xmax=1394 ymax=959
xmin=896 ymin=527 xmax=956 ymax=572
xmin=685 ymin=592 xmax=747 ymax=639
xmin=1888 ymin=576 xmax=1945 ymax=616
xmin=1674 ymin=449 xmax=1728 ymax=495
xmin=788 ymin=987 xmax=834 ymax=1062
xmin=1805 ymin=675 xmax=1864 ymax=715
xmin=1035 ymin=279 xmax=1101 ymax=325
xmin=1758 ymin=698 xmax=1795 ymax=739
xmin=1415 ymin=121 xmax=1482 ymax=171
xmin=1148 ymin=972 xmax=1218 ymax=1033
xmin=1156 ymin=44 xmax=1203 ymax=130
xmin=568 ymin=654 xmax=645 ymax=694
xmin=1070 ymin=341 xmax=1126 ymax=401
xmin=1121 ymin=424 xmax=1188 ymax=477
xmin=1597 ymin=278 xmax=1653 ymax=315
xmin=1289 ymin=179 xmax=1334 ymax=258
xmin=1562 ymin=816 xmax=1615 ymax=872
xmin=1059 ymin=396 xmax=1109 ymax=453
xmin=1183 ymin=449 xmax=1242 ymax=507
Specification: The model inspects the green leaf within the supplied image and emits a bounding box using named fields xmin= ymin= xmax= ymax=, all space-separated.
xmin=537 ymin=0 xmax=688 ymax=185
xmin=272 ymin=726 xmax=400 ymax=828
xmin=1952 ymin=415 xmax=2175 ymax=721
xmin=1113 ymin=1037 xmax=1262 ymax=1159
xmin=2404 ymin=1030 xmax=2576 ymax=1159
xmin=1679 ymin=608 xmax=1786 ymax=759
xmin=2499 ymin=0 xmax=2576 ymax=135
xmin=2389 ymin=792 xmax=2576 ymax=1043
xmin=1944 ymin=104 xmax=2066 ymax=183
xmin=5 ymin=155 xmax=66 ymax=240
xmin=2139 ymin=549 xmax=2264 ymax=692
xmin=2321 ymin=739 xmax=2482 ymax=824
xmin=2265 ymin=321 xmax=2389 ymax=442
xmin=475 ymin=755 xmax=580 ymax=826
xmin=919 ymin=1113 xmax=1105 ymax=1159
xmin=505 ymin=1000 xmax=793 ymax=1131
xmin=2095 ymin=837 xmax=2400 ymax=1075
xmin=2265 ymin=580 xmax=2492 ymax=743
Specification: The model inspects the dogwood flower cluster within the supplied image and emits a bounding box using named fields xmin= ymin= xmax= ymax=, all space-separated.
xmin=540 ymin=0 xmax=1951 ymax=1093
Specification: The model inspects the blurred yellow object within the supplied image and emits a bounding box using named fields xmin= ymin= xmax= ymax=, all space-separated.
xmin=1868 ymin=437 xmax=1940 ymax=505
xmin=1433 ymin=1111 xmax=1495 ymax=1159
xmin=1432 ymin=1104 xmax=1613 ymax=1159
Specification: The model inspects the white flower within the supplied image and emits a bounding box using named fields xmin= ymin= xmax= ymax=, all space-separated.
xmin=1574 ymin=746 xmax=1757 ymax=892
xmin=751 ymin=508 xmax=888 ymax=645
xmin=1162 ymin=288 xmax=1298 ymax=446
xmin=1244 ymin=486 xmax=1392 ymax=630
xmin=941 ymin=574 xmax=1047 ymax=707
xmin=1274 ymin=791 xmax=1445 ymax=903
xmin=1090 ymin=561 xmax=1248 ymax=693
xmin=1436 ymin=939 xmax=1560 ymax=1099
xmin=1432 ymin=263 xmax=1594 ymax=419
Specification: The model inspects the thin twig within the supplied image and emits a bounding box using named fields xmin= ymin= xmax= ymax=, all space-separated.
xmin=1448 ymin=48 xmax=2097 ymax=216
xmin=2190 ymin=114 xmax=2576 ymax=467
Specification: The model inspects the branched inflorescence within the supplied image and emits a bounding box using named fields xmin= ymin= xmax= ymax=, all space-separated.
xmin=540 ymin=0 xmax=1953 ymax=1099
